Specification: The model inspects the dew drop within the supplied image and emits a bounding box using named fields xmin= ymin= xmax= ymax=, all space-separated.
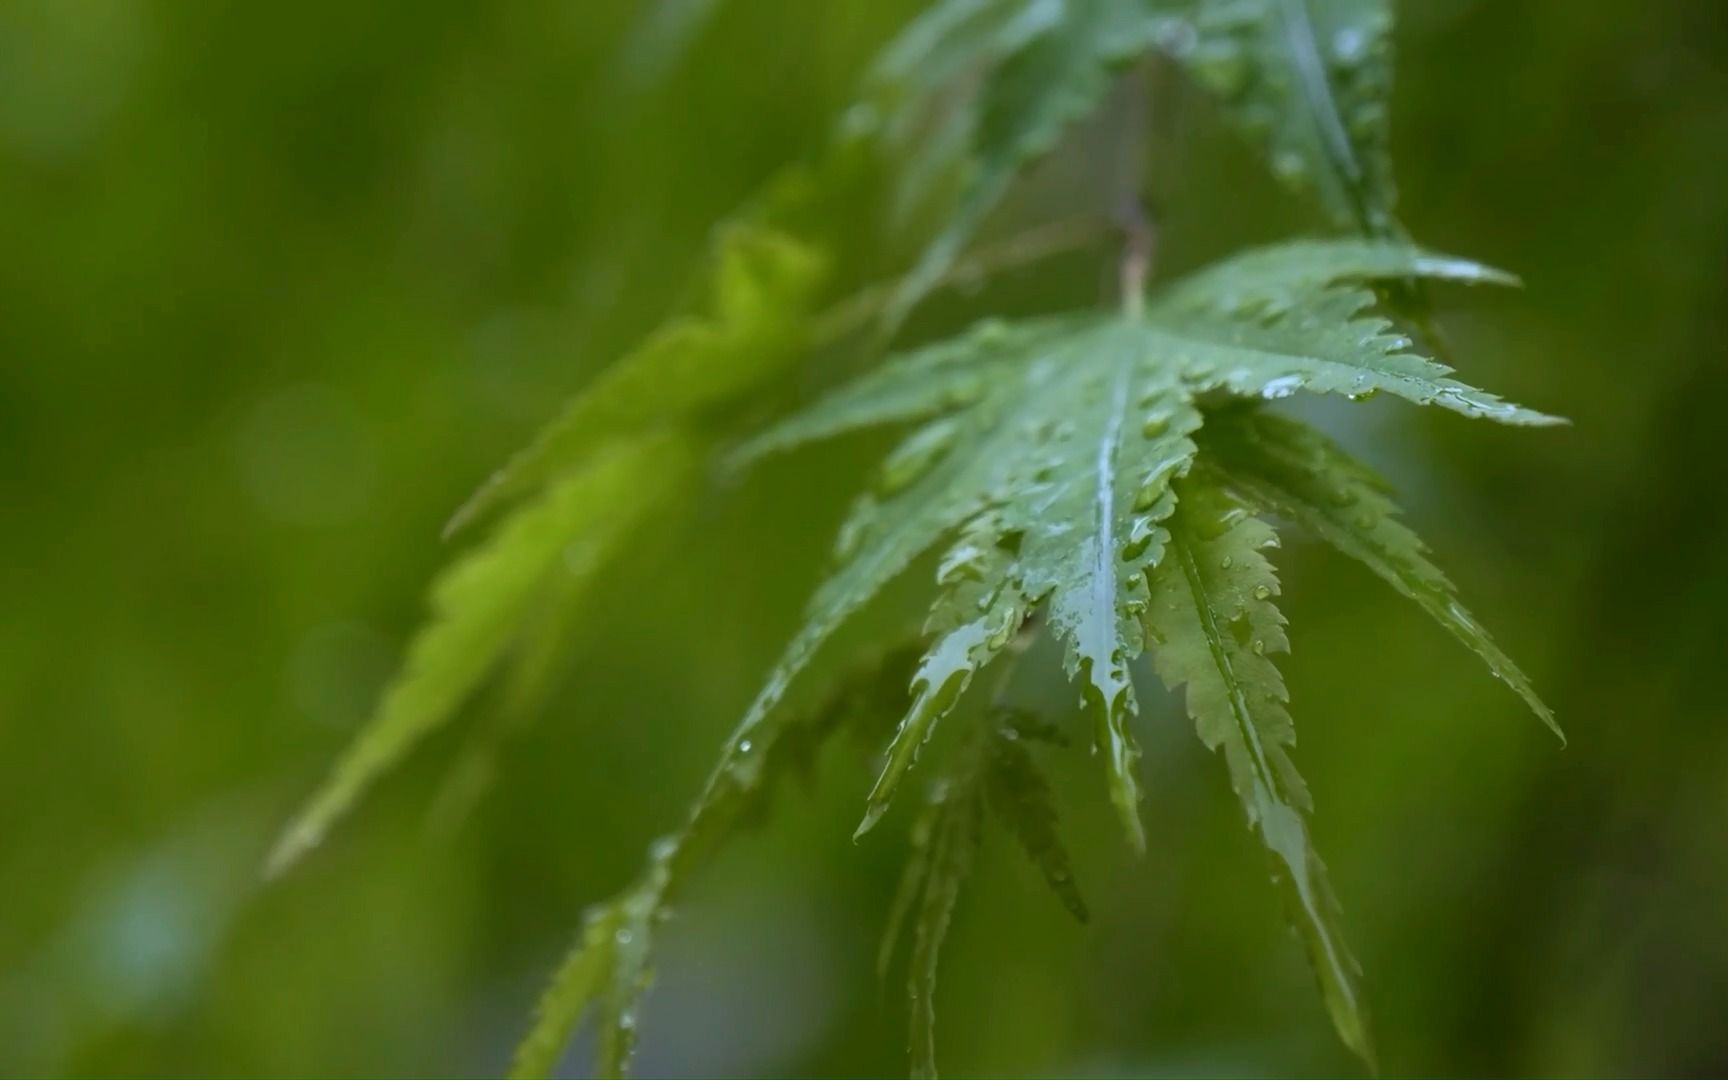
xmin=1220 ymin=555 xmax=1235 ymax=570
xmin=615 ymin=929 xmax=634 ymax=946
xmin=1260 ymin=374 xmax=1302 ymax=400
xmin=1253 ymin=584 xmax=1272 ymax=600
xmin=1141 ymin=414 xmax=1170 ymax=438
xmin=736 ymin=738 xmax=754 ymax=754
xmin=1332 ymin=25 xmax=1369 ymax=65
xmin=1251 ymin=639 xmax=1266 ymax=656
xmin=937 ymin=542 xmax=987 ymax=586
xmin=1121 ymin=516 xmax=1159 ymax=560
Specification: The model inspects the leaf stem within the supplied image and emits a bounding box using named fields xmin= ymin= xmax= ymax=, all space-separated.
xmin=1112 ymin=63 xmax=1156 ymax=318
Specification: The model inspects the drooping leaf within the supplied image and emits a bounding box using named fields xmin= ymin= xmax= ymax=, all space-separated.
xmin=907 ymin=781 xmax=982 ymax=1080
xmin=509 ymin=905 xmax=619 ymax=1080
xmin=1203 ymin=407 xmax=1561 ymax=737
xmin=269 ymin=214 xmax=838 ymax=877
xmin=859 ymin=519 xmax=1029 ymax=838
xmin=506 ymin=851 xmax=670 ymax=1080
xmin=739 ymin=239 xmax=1550 ymax=850
xmin=509 ymin=645 xmax=921 ymax=1079
xmin=879 ymin=791 xmax=940 ymax=983
xmin=857 ymin=0 xmax=1409 ymax=328
xmin=266 ymin=433 xmax=696 ymax=878
xmin=445 ymin=226 xmax=826 ymax=537
xmin=1143 ymin=477 xmax=1375 ymax=1069
xmin=983 ymin=720 xmax=1089 ymax=921
xmin=1174 ymin=0 xmax=1398 ymax=234
xmin=885 ymin=1 xmax=1173 ymax=326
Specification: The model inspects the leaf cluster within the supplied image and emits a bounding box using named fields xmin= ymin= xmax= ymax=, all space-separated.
xmin=269 ymin=1 xmax=1564 ymax=1075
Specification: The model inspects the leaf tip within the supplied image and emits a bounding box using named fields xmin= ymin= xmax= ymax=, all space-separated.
xmin=854 ymin=800 xmax=889 ymax=842
xmin=261 ymin=818 xmax=321 ymax=882
xmin=1410 ymin=253 xmax=1522 ymax=289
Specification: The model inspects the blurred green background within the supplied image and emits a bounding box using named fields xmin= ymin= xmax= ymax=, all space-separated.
xmin=3 ymin=0 xmax=1726 ymax=1075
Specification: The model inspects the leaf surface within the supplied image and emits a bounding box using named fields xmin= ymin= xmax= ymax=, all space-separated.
xmin=266 ymin=433 xmax=695 ymax=878
xmin=1175 ymin=0 xmax=1398 ymax=233
xmin=1143 ymin=478 xmax=1374 ymax=1069
xmin=447 ymin=227 xmax=825 ymax=536
xmin=1204 ymin=408 xmax=1560 ymax=736
xmin=742 ymin=239 xmax=1550 ymax=846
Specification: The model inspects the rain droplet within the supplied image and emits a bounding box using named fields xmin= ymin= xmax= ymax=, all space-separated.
xmin=736 ymin=738 xmax=755 ymax=754
xmin=1251 ymin=639 xmax=1266 ymax=656
xmin=1141 ymin=414 xmax=1170 ymax=438
xmin=1121 ymin=516 xmax=1159 ymax=560
xmin=1261 ymin=374 xmax=1302 ymax=400
xmin=615 ymin=929 xmax=635 ymax=946
xmin=937 ymin=542 xmax=987 ymax=586
xmin=1253 ymin=584 xmax=1272 ymax=600
xmin=1220 ymin=555 xmax=1235 ymax=570
xmin=1332 ymin=26 xmax=1369 ymax=65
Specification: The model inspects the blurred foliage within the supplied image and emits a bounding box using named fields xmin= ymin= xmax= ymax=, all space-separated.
xmin=2 ymin=0 xmax=1726 ymax=1076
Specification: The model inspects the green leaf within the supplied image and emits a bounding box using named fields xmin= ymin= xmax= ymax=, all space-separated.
xmin=879 ymin=792 xmax=940 ymax=983
xmin=1148 ymin=240 xmax=1560 ymax=424
xmin=741 ymin=239 xmax=1549 ymax=849
xmin=907 ymin=774 xmax=983 ymax=1080
xmin=508 ymin=906 xmax=617 ymax=1080
xmin=867 ymin=0 xmax=1175 ymax=327
xmin=1175 ymin=0 xmax=1398 ymax=234
xmin=1144 ymin=478 xmax=1374 ymax=1070
xmin=1203 ymin=408 xmax=1562 ymax=739
xmin=508 ymin=848 xmax=672 ymax=1080
xmin=510 ymin=645 xmax=920 ymax=1079
xmin=859 ymin=520 xmax=1029 ymax=837
xmin=984 ymin=721 xmax=1089 ymax=921
xmin=759 ymin=311 xmax=1204 ymax=847
xmin=858 ymin=0 xmax=1409 ymax=326
xmin=266 ymin=433 xmax=696 ymax=879
xmin=445 ymin=226 xmax=825 ymax=537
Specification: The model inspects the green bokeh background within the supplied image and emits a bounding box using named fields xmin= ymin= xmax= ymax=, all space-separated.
xmin=3 ymin=1 xmax=1726 ymax=1075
